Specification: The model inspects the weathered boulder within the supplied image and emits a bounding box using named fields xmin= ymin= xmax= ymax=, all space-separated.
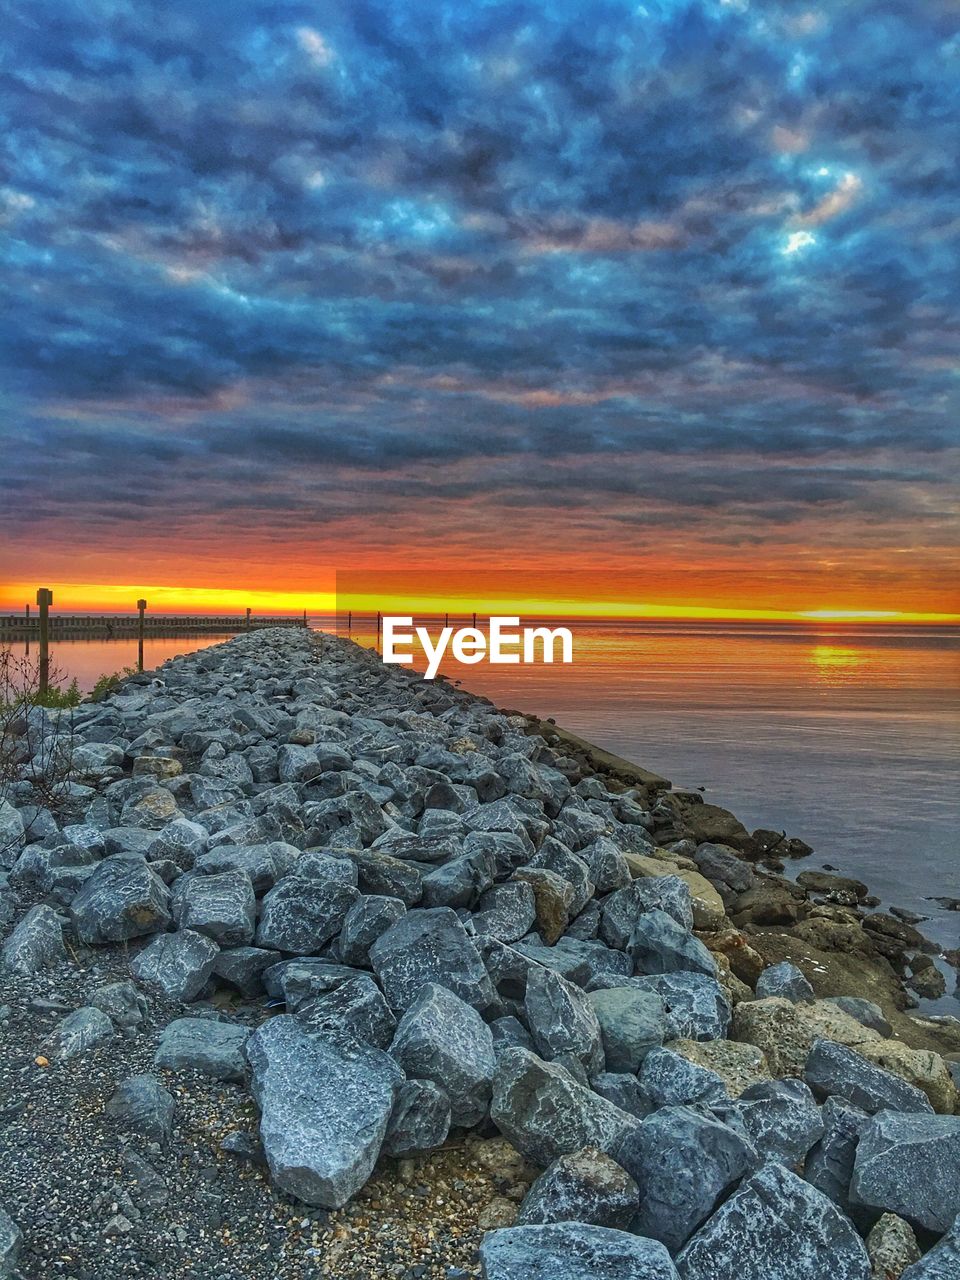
xmin=491 ymin=1048 xmax=637 ymax=1167
xmin=851 ymin=1111 xmax=960 ymax=1233
xmin=473 ymin=881 xmax=537 ymax=943
xmin=172 ymin=870 xmax=256 ymax=947
xmin=601 ymin=877 xmax=694 ymax=948
xmin=370 ymin=907 xmax=496 ymax=1013
xmin=856 ymin=1041 xmax=957 ymax=1115
xmin=155 ymin=1017 xmax=249 ymax=1082
xmin=130 ymin=929 xmax=219 ymax=1002
xmin=89 ymin=980 xmax=150 ymax=1029
xmin=194 ymin=841 xmax=297 ymax=893
xmin=723 ymin=1077 xmax=824 ymax=1166
xmin=666 ymin=1038 xmax=771 ymax=1097
xmin=517 ymin=1147 xmax=639 ymax=1229
xmin=212 ymin=946 xmax=277 ymax=996
xmin=70 ymin=856 xmax=171 ymax=943
xmin=616 ymin=1105 xmax=757 ymax=1253
xmin=866 ymin=1214 xmax=920 ymax=1279
xmin=804 ymin=1096 xmax=871 ymax=1220
xmin=245 ymin=1015 xmax=401 ymax=1207
xmin=676 ymin=1162 xmax=871 ymax=1280
xmin=479 ymin=1222 xmax=679 ymax=1280
xmin=594 ymin=972 xmax=730 ymax=1042
xmin=639 ymin=1047 xmax=727 ymax=1108
xmin=338 ymin=894 xmax=407 ymax=967
xmin=296 ymin=975 xmax=397 ymax=1051
xmin=389 ymin=982 xmax=495 ymax=1127
xmin=524 ymin=967 xmax=604 ymax=1077
xmin=45 ymin=1006 xmax=115 ymax=1060
xmin=1 ymin=904 xmax=67 ymax=974
xmin=805 ymin=1040 xmax=934 ymax=1115
xmin=255 ymin=877 xmax=358 ymax=954
xmin=513 ymin=868 xmax=575 ymax=944
xmin=105 ymin=1074 xmax=175 ymax=1144
xmin=755 ymin=961 xmax=815 ymax=1004
xmin=731 ymin=997 xmax=878 ymax=1078
xmin=383 ymin=1078 xmax=451 ymax=1156
xmin=587 ymin=988 xmax=666 ymax=1074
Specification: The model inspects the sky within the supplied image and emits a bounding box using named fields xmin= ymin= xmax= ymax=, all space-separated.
xmin=1 ymin=0 xmax=958 ymax=618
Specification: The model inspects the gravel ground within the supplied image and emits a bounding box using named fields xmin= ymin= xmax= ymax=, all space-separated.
xmin=0 ymin=924 xmax=531 ymax=1280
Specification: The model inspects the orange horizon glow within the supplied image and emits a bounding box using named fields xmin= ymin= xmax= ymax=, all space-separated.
xmin=1 ymin=579 xmax=957 ymax=624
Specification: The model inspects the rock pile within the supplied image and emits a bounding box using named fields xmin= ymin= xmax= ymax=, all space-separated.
xmin=1 ymin=628 xmax=958 ymax=1278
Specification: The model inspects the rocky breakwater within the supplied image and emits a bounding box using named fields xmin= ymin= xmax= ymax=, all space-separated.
xmin=0 ymin=626 xmax=958 ymax=1280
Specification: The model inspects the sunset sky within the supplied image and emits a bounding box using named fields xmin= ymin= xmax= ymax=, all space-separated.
xmin=1 ymin=1 xmax=958 ymax=619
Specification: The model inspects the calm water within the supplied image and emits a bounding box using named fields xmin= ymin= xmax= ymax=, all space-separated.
xmin=13 ymin=619 xmax=959 ymax=1003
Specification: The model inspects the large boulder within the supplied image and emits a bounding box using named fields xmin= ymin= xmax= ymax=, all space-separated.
xmin=803 ymin=1097 xmax=871 ymax=1221
xmin=245 ymin=1015 xmax=402 ymax=1208
xmin=255 ymin=877 xmax=359 ymax=954
xmin=479 ymin=1222 xmax=679 ymax=1280
xmin=172 ymin=870 xmax=256 ymax=946
xmin=722 ymin=1078 xmax=824 ymax=1166
xmin=338 ymin=895 xmax=407 ymax=967
xmin=295 ymin=975 xmax=397 ymax=1051
xmin=130 ymin=929 xmax=219 ymax=1002
xmin=383 ymin=1079 xmax=452 ymax=1157
xmin=517 ymin=1147 xmax=639 ymax=1229
xmin=369 ymin=907 xmax=496 ymax=1013
xmin=389 ymin=983 xmax=495 ymax=1127
xmin=491 ymin=1048 xmax=637 ymax=1167
xmin=601 ymin=973 xmax=730 ymax=1041
xmin=70 ymin=856 xmax=171 ymax=943
xmin=616 ymin=1105 xmax=757 ymax=1253
xmin=805 ymin=1040 xmax=934 ymax=1115
xmin=587 ymin=988 xmax=666 ymax=1074
xmin=1 ymin=904 xmax=67 ymax=974
xmin=731 ymin=997 xmax=878 ymax=1078
xmin=638 ymin=1048 xmax=727 ymax=1109
xmin=901 ymin=1213 xmax=960 ymax=1278
xmin=524 ymin=967 xmax=604 ymax=1077
xmin=155 ymin=1017 xmax=249 ymax=1082
xmin=676 ymin=1162 xmax=871 ymax=1280
xmin=850 ymin=1112 xmax=960 ymax=1234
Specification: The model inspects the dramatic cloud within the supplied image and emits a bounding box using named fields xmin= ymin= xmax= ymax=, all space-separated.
xmin=1 ymin=0 xmax=957 ymax=608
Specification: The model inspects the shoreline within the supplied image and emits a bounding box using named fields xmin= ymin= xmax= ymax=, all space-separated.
xmin=1 ymin=627 xmax=958 ymax=1279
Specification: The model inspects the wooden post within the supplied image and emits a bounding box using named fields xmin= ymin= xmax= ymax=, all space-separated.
xmin=347 ymin=611 xmax=352 ymax=632
xmin=24 ymin=603 xmax=30 ymax=655
xmin=245 ymin=607 xmax=251 ymax=631
xmin=137 ymin=599 xmax=147 ymax=672
xmin=36 ymin=588 xmax=52 ymax=697
xmin=472 ymin=612 xmax=477 ymax=628
xmin=303 ymin=608 xmax=307 ymax=629
xmin=376 ymin=611 xmax=381 ymax=639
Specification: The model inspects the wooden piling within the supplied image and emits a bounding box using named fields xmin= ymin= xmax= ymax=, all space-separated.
xmin=245 ymin=607 xmax=251 ymax=631
xmin=36 ymin=588 xmax=52 ymax=697
xmin=137 ymin=599 xmax=147 ymax=672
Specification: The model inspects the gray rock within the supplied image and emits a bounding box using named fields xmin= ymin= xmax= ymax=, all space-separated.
xmin=755 ymin=961 xmax=815 ymax=1004
xmin=350 ymin=849 xmax=423 ymax=905
xmin=473 ymin=882 xmax=537 ymax=942
xmin=527 ymin=841 xmax=594 ymax=914
xmin=212 ymin=946 xmax=277 ymax=996
xmin=0 ymin=799 xmax=26 ymax=863
xmin=901 ymin=1212 xmax=960 ymax=1278
xmin=587 ymin=988 xmax=666 ymax=1074
xmin=172 ymin=870 xmax=256 ymax=946
xmin=155 ymin=1017 xmax=249 ymax=1082
xmin=389 ymin=982 xmax=496 ymax=1127
xmin=591 ymin=1073 xmax=653 ymax=1120
xmin=194 ymin=841 xmax=297 ymax=893
xmin=479 ymin=1222 xmax=679 ymax=1280
xmin=851 ymin=1111 xmax=960 ymax=1233
xmin=295 ymin=849 xmax=359 ymax=886
xmin=263 ymin=958 xmax=364 ymax=1009
xmin=147 ymin=818 xmax=209 ymax=869
xmin=255 ymin=877 xmax=359 ymax=954
xmin=867 ymin=1214 xmax=921 ymax=1278
xmin=383 ymin=1078 xmax=452 ymax=1156
xmin=724 ymin=1078 xmax=824 ymax=1166
xmin=45 ymin=1006 xmax=116 ymax=1060
xmin=628 ymin=909 xmax=717 ymax=978
xmin=601 ymin=877 xmax=694 ymax=950
xmin=89 ymin=980 xmax=149 ymax=1029
xmin=421 ymin=850 xmax=494 ymax=909
xmin=70 ymin=855 xmax=171 ymax=943
xmin=296 ymin=975 xmax=397 ymax=1051
xmin=0 ymin=1207 xmax=22 ymax=1279
xmin=804 ymin=1096 xmax=872 ymax=1221
xmin=105 ymin=1074 xmax=175 ymax=1144
xmin=1 ymin=904 xmax=67 ymax=974
xmin=130 ymin=929 xmax=219 ymax=1002
xmin=638 ymin=1047 xmax=727 ymax=1108
xmin=370 ymin=907 xmax=496 ymax=1013
xmin=805 ymin=1039 xmax=934 ymax=1114
xmin=491 ymin=1017 xmax=535 ymax=1055
xmin=616 ymin=1105 xmax=757 ymax=1253
xmin=338 ymin=895 xmax=407 ymax=967
xmin=514 ymin=936 xmax=632 ymax=987
xmin=524 ymin=966 xmax=604 ymax=1077
xmin=579 ymin=838 xmax=633 ymax=893
xmin=490 ymin=1047 xmax=637 ymax=1167
xmin=246 ymin=1014 xmax=401 ymax=1207
xmin=824 ymin=997 xmax=893 ymax=1038
xmin=593 ymin=972 xmax=731 ymax=1041
xmin=518 ymin=1146 xmax=639 ymax=1229
xmin=676 ymin=1162 xmax=870 ymax=1279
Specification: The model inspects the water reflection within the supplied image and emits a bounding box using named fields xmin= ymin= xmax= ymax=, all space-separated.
xmin=809 ymin=645 xmax=863 ymax=686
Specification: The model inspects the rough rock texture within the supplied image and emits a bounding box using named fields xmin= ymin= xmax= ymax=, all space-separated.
xmin=479 ymin=1222 xmax=679 ymax=1280
xmin=104 ymin=1074 xmax=176 ymax=1145
xmin=490 ymin=1048 xmax=637 ymax=1167
xmin=851 ymin=1111 xmax=960 ymax=1233
xmin=171 ymin=869 xmax=256 ymax=946
xmin=154 ymin=1017 xmax=249 ymax=1082
xmin=805 ymin=1040 xmax=935 ymax=1115
xmin=588 ymin=987 xmax=666 ymax=1074
xmin=0 ymin=1208 xmax=22 ymax=1279
xmin=370 ymin=907 xmax=496 ymax=1013
xmin=246 ymin=1014 xmax=401 ymax=1208
xmin=389 ymin=982 xmax=496 ymax=1127
xmin=517 ymin=1146 xmax=639 ymax=1229
xmin=255 ymin=876 xmax=358 ymax=953
xmin=1 ymin=904 xmax=67 ymax=974
xmin=866 ymin=1214 xmax=920 ymax=1279
xmin=524 ymin=966 xmax=604 ymax=1077
xmin=382 ymin=1078 xmax=452 ymax=1156
xmin=130 ymin=928 xmax=219 ymax=1002
xmin=676 ymin=1162 xmax=871 ymax=1280
xmin=900 ymin=1213 xmax=960 ymax=1279
xmin=69 ymin=856 xmax=171 ymax=943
